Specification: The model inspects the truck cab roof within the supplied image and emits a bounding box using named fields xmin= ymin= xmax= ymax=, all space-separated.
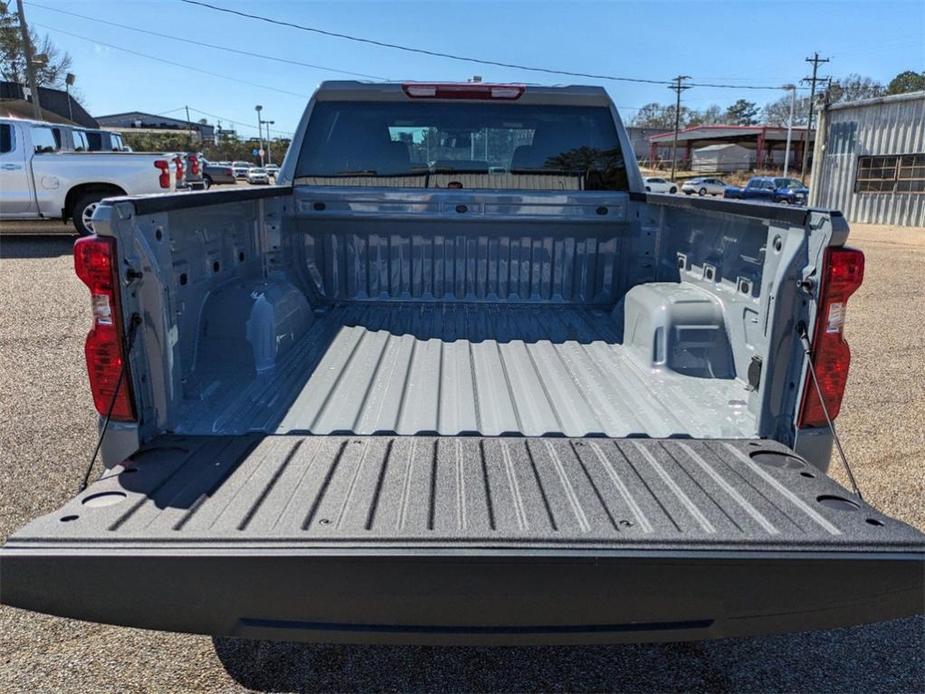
xmin=312 ymin=81 xmax=615 ymax=107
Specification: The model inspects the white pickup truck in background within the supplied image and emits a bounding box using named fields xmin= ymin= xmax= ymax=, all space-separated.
xmin=0 ymin=117 xmax=190 ymax=234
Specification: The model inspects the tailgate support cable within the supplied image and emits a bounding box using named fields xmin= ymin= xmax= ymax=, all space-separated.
xmin=78 ymin=313 xmax=142 ymax=494
xmin=798 ymin=326 xmax=863 ymax=501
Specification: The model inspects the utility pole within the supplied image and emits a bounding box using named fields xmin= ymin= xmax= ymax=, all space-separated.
xmin=16 ymin=0 xmax=42 ymax=119
xmin=668 ymin=75 xmax=691 ymax=184
xmin=185 ymin=105 xmax=193 ymax=147
xmin=800 ymin=52 xmax=829 ymax=184
xmin=255 ymin=104 xmax=264 ymax=166
xmin=782 ymin=84 xmax=796 ymax=176
xmin=264 ymin=120 xmax=275 ymax=166
xmin=64 ymin=72 xmax=76 ymax=122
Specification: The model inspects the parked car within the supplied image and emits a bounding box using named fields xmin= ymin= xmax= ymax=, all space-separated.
xmin=643 ymin=176 xmax=678 ymax=193
xmin=265 ymin=164 xmax=280 ymax=178
xmin=246 ymin=166 xmax=270 ymax=184
xmin=681 ymin=177 xmax=726 ymax=196
xmin=725 ymin=176 xmax=809 ymax=205
xmin=232 ymin=161 xmax=252 ymax=178
xmin=201 ymin=159 xmax=236 ymax=187
xmin=0 ymin=117 xmax=183 ymax=234
xmin=2 ymin=82 xmax=922 ymax=649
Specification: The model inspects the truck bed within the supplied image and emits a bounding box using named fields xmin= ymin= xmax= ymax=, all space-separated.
xmin=3 ymin=435 xmax=921 ymax=644
xmin=180 ymin=303 xmax=755 ymax=438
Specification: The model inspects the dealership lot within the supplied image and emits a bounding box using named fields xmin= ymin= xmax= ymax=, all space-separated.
xmin=0 ymin=224 xmax=922 ymax=692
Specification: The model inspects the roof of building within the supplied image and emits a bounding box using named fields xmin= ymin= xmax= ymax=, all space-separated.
xmin=96 ymin=111 xmax=214 ymax=132
xmin=695 ymin=143 xmax=749 ymax=152
xmin=649 ymin=124 xmax=814 ymax=143
xmin=0 ymin=101 xmax=76 ymax=124
xmin=0 ymin=81 xmax=97 ymax=128
xmin=827 ymin=89 xmax=925 ymax=112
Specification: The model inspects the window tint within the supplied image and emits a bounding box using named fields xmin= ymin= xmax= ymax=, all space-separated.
xmin=31 ymin=126 xmax=59 ymax=153
xmin=296 ymin=101 xmax=628 ymax=191
xmin=85 ymin=131 xmax=104 ymax=151
xmin=71 ymin=130 xmax=89 ymax=151
xmin=0 ymin=123 xmax=13 ymax=154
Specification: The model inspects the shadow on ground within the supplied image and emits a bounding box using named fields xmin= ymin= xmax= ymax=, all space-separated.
xmin=213 ymin=616 xmax=924 ymax=693
xmin=0 ymin=235 xmax=75 ymax=259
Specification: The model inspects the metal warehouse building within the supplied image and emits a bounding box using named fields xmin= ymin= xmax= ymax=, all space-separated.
xmin=811 ymin=91 xmax=925 ymax=227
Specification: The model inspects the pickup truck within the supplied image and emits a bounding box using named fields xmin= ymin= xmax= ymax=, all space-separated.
xmin=0 ymin=117 xmax=188 ymax=234
xmin=1 ymin=82 xmax=922 ymax=647
xmin=725 ymin=176 xmax=810 ymax=205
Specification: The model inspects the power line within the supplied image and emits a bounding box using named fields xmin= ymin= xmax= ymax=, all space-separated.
xmin=179 ymin=0 xmax=794 ymax=91
xmin=32 ymin=22 xmax=312 ymax=99
xmin=187 ymin=107 xmax=294 ymax=137
xmin=28 ymin=2 xmax=658 ymax=117
xmin=27 ymin=2 xmax=390 ymax=81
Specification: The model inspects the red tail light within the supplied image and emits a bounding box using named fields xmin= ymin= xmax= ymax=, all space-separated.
xmin=798 ymin=247 xmax=865 ymax=428
xmin=401 ymin=83 xmax=525 ymax=100
xmin=74 ymin=236 xmax=135 ymax=421
xmin=188 ymin=154 xmax=200 ymax=176
xmin=154 ymin=159 xmax=170 ymax=188
xmin=174 ymin=155 xmax=184 ymax=183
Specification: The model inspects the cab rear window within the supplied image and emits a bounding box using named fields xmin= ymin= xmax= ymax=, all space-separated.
xmin=0 ymin=123 xmax=13 ymax=153
xmin=295 ymin=101 xmax=628 ymax=191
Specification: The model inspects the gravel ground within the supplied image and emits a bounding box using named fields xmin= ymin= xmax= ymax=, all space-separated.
xmin=0 ymin=223 xmax=922 ymax=693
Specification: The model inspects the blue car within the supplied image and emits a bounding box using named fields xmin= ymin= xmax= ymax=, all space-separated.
xmin=724 ymin=176 xmax=809 ymax=205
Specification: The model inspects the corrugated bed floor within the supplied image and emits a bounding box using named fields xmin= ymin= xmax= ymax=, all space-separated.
xmin=180 ymin=304 xmax=756 ymax=438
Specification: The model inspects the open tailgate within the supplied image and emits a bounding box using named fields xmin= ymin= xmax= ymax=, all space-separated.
xmin=1 ymin=435 xmax=922 ymax=645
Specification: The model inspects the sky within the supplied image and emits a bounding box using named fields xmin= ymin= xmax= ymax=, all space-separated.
xmin=22 ymin=0 xmax=925 ymax=139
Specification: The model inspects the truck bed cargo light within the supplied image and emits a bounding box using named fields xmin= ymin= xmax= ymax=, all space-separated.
xmin=401 ymin=83 xmax=525 ymax=100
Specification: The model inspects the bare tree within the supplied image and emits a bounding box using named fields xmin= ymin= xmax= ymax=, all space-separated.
xmin=827 ymin=74 xmax=885 ymax=104
xmin=687 ymin=104 xmax=725 ymax=126
xmin=631 ymin=102 xmax=692 ymax=129
xmin=762 ymin=94 xmax=811 ymax=126
xmin=0 ymin=4 xmax=74 ymax=90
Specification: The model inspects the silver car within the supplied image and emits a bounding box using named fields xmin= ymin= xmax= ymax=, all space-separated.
xmin=682 ymin=177 xmax=726 ymax=196
xmin=246 ymin=167 xmax=270 ymax=184
xmin=231 ymin=161 xmax=252 ymax=178
xmin=643 ymin=177 xmax=678 ymax=194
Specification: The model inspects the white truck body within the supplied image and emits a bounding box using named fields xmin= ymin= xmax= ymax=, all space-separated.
xmin=0 ymin=117 xmax=182 ymax=233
